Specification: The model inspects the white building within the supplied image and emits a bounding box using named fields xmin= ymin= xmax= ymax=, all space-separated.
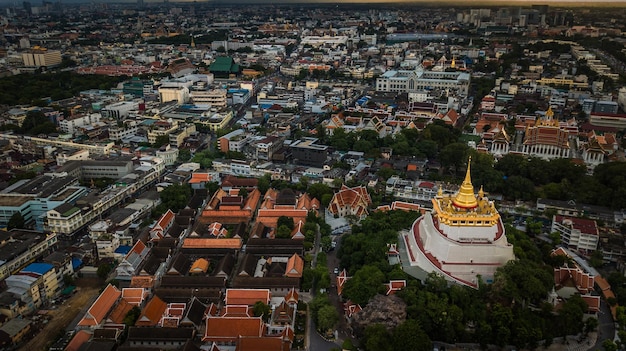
xmin=190 ymin=89 xmax=227 ymax=107
xmin=159 ymin=85 xmax=190 ymax=104
xmin=401 ymin=162 xmax=515 ymax=287
xmin=45 ymin=158 xmax=164 ymax=235
xmin=301 ymin=35 xmax=348 ymax=48
xmin=551 ymin=215 xmax=599 ymax=252
xmin=376 ymin=65 xmax=470 ymax=96
xmin=109 ymin=120 xmax=139 ymax=141
xmin=59 ymin=113 xmax=101 ymax=135
xmin=100 ymin=101 xmax=139 ymax=120
xmin=56 ymin=149 xmax=90 ymax=166
xmin=22 ymin=48 xmax=62 ymax=67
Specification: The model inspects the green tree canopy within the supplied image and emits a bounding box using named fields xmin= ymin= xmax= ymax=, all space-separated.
xmin=7 ymin=212 xmax=26 ymax=230
xmin=253 ymin=301 xmax=272 ymax=322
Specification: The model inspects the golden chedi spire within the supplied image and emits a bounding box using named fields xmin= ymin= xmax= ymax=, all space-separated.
xmin=452 ymin=157 xmax=478 ymax=209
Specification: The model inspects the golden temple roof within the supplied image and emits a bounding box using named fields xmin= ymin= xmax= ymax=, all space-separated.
xmin=452 ymin=158 xmax=478 ymax=209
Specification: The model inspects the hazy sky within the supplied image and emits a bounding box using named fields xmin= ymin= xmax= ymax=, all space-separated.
xmin=7 ymin=0 xmax=626 ymax=3
xmin=4 ymin=0 xmax=626 ymax=5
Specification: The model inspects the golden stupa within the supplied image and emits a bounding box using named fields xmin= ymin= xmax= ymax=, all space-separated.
xmin=433 ymin=158 xmax=499 ymax=227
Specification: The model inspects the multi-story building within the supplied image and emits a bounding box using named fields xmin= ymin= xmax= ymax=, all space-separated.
xmin=190 ymin=89 xmax=227 ymax=107
xmin=108 ymin=120 xmax=139 ymax=141
xmin=59 ymin=113 xmax=101 ymax=135
xmin=2 ymin=134 xmax=114 ymax=155
xmin=100 ymin=101 xmax=139 ymax=120
xmin=551 ymin=215 xmax=599 ymax=252
xmin=376 ymin=66 xmax=470 ymax=96
xmin=0 ymin=230 xmax=58 ymax=282
xmin=385 ymin=176 xmax=438 ymax=202
xmin=254 ymin=136 xmax=283 ymax=161
xmin=123 ymin=78 xmax=154 ymax=97
xmin=228 ymin=89 xmax=250 ymax=105
xmin=218 ymin=129 xmax=249 ymax=153
xmin=147 ymin=119 xmax=179 ymax=144
xmin=45 ymin=157 xmax=164 ymax=235
xmin=199 ymin=109 xmax=233 ymax=132
xmin=0 ymin=176 xmax=87 ymax=230
xmin=289 ymin=138 xmax=328 ymax=167
xmin=168 ymin=123 xmax=196 ymax=147
xmin=56 ymin=159 xmax=134 ymax=180
xmin=589 ymin=112 xmax=626 ymax=130
xmin=21 ymin=48 xmax=62 ymax=68
xmin=158 ymin=85 xmax=190 ymax=104
xmin=96 ymin=234 xmax=120 ymax=260
xmin=156 ymin=145 xmax=179 ymax=166
xmin=56 ymin=149 xmax=90 ymax=166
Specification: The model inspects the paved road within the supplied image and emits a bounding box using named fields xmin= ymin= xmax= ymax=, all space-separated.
xmin=305 ymin=226 xmax=347 ymax=351
xmin=309 ymin=319 xmax=342 ymax=351
xmin=591 ymin=299 xmax=615 ymax=350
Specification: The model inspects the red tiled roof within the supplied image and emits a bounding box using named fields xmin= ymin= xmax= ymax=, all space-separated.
xmin=554 ymin=215 xmax=599 ymax=236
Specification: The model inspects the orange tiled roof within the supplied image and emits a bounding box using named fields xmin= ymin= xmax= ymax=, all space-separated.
xmin=385 ymin=280 xmax=407 ymax=295
xmin=182 ymin=238 xmax=242 ymax=249
xmin=235 ymin=336 xmax=289 ymax=351
xmin=203 ymin=316 xmax=264 ymax=342
xmin=220 ymin=305 xmax=252 ymax=317
xmin=136 ymin=295 xmax=167 ymax=327
xmin=596 ymin=276 xmax=611 ymax=291
xmin=190 ymin=258 xmax=210 ymax=274
xmin=65 ymin=330 xmax=92 ymax=351
xmin=285 ymin=254 xmax=304 ymax=278
xmin=329 ymin=185 xmax=371 ymax=217
xmin=107 ymin=298 xmax=133 ymax=324
xmin=122 ymin=288 xmax=147 ymax=305
xmin=78 ymin=284 xmax=121 ymax=327
xmin=155 ymin=209 xmax=175 ymax=231
xmin=285 ymin=288 xmax=299 ymax=305
xmin=336 ymin=269 xmax=350 ymax=296
xmin=189 ymin=172 xmax=214 ymax=184
xmin=225 ymin=289 xmax=270 ymax=306
xmin=291 ymin=220 xmax=305 ymax=239
xmin=389 ymin=201 xmax=422 ymax=212
xmin=130 ymin=276 xmax=154 ymax=289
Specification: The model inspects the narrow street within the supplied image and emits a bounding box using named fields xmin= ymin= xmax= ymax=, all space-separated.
xmin=305 ymin=223 xmax=345 ymax=351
